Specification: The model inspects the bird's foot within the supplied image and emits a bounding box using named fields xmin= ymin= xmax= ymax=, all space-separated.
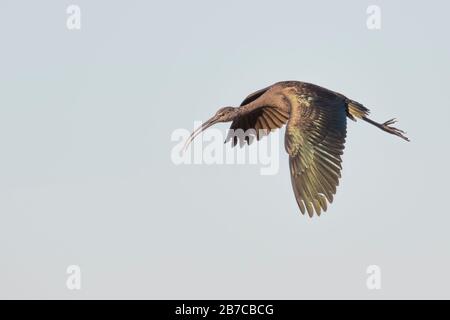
xmin=381 ymin=118 xmax=410 ymax=141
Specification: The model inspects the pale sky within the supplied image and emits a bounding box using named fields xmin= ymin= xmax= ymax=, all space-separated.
xmin=0 ymin=0 xmax=449 ymax=299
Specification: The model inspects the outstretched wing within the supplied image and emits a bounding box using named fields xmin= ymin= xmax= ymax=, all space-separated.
xmin=285 ymin=96 xmax=347 ymax=217
xmin=226 ymin=87 xmax=289 ymax=146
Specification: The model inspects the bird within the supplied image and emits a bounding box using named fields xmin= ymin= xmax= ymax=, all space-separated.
xmin=184 ymin=81 xmax=409 ymax=217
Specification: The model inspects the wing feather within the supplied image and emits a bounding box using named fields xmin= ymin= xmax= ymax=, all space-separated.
xmin=285 ymin=96 xmax=347 ymax=216
xmin=226 ymin=87 xmax=289 ymax=147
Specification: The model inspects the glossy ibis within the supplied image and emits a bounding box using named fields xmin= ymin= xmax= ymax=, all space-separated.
xmin=184 ymin=81 xmax=409 ymax=217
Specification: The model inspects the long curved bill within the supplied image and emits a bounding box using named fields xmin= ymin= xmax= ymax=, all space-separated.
xmin=182 ymin=115 xmax=219 ymax=152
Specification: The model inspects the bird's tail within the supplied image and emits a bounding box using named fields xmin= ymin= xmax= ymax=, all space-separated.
xmin=346 ymin=99 xmax=370 ymax=121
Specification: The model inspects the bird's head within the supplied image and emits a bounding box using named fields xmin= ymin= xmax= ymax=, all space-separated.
xmin=183 ymin=106 xmax=237 ymax=151
xmin=214 ymin=106 xmax=237 ymax=122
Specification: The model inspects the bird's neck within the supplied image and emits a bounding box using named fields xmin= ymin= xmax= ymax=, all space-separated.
xmin=238 ymin=99 xmax=265 ymax=117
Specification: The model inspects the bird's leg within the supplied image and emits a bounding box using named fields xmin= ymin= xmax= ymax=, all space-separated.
xmin=362 ymin=117 xmax=410 ymax=141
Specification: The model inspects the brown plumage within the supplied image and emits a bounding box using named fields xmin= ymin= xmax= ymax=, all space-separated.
xmin=184 ymin=81 xmax=409 ymax=217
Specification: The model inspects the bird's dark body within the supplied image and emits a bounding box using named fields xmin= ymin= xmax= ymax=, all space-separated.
xmin=186 ymin=81 xmax=409 ymax=217
xmin=241 ymin=81 xmax=364 ymax=119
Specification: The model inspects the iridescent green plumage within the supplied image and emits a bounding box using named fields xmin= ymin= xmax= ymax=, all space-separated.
xmin=285 ymin=94 xmax=347 ymax=216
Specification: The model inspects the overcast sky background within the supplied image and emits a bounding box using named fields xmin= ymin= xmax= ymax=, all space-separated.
xmin=0 ymin=0 xmax=449 ymax=299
